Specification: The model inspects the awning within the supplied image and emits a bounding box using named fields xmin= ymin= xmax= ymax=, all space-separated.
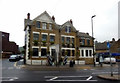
xmin=112 ymin=53 xmax=120 ymax=56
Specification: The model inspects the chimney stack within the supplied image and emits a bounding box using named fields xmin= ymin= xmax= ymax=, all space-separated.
xmin=27 ymin=13 xmax=30 ymax=19
xmin=70 ymin=19 xmax=73 ymax=24
xmin=52 ymin=16 xmax=55 ymax=21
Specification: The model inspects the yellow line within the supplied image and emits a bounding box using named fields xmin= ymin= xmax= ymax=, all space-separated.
xmin=14 ymin=62 xmax=17 ymax=67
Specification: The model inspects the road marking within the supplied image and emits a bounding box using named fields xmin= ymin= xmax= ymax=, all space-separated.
xmin=46 ymin=80 xmax=97 ymax=81
xmin=45 ymin=75 xmax=90 ymax=78
xmin=8 ymin=67 xmax=14 ymax=70
xmin=92 ymin=72 xmax=118 ymax=75
xmin=49 ymin=77 xmax=58 ymax=81
xmin=14 ymin=62 xmax=17 ymax=67
xmin=86 ymin=76 xmax=92 ymax=80
xmin=45 ymin=75 xmax=97 ymax=81
xmin=84 ymin=69 xmax=87 ymax=70
xmin=0 ymin=77 xmax=18 ymax=81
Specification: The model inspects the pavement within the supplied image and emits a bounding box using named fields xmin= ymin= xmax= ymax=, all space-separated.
xmin=97 ymin=74 xmax=120 ymax=81
xmin=20 ymin=63 xmax=118 ymax=70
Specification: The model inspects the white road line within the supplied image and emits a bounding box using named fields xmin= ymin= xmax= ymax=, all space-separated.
xmin=46 ymin=80 xmax=97 ymax=81
xmin=45 ymin=75 xmax=90 ymax=78
xmin=86 ymin=76 xmax=92 ymax=80
xmin=8 ymin=67 xmax=14 ymax=69
xmin=49 ymin=77 xmax=58 ymax=81
xmin=0 ymin=77 xmax=18 ymax=81
xmin=9 ymin=79 xmax=14 ymax=81
xmin=84 ymin=69 xmax=87 ymax=70
xmin=92 ymin=72 xmax=118 ymax=75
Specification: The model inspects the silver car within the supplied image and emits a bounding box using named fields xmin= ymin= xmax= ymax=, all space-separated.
xmin=103 ymin=57 xmax=116 ymax=64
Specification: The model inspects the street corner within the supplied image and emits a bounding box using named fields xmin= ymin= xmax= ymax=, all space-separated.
xmin=97 ymin=74 xmax=120 ymax=81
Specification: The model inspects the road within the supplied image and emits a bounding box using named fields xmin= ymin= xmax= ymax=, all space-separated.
xmin=1 ymin=59 xmax=119 ymax=82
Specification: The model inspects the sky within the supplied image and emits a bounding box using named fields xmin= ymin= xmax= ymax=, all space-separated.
xmin=0 ymin=0 xmax=119 ymax=47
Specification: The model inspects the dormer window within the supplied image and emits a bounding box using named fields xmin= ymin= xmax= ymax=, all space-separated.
xmin=36 ymin=21 xmax=40 ymax=28
xmin=42 ymin=23 xmax=47 ymax=29
xmin=65 ymin=26 xmax=71 ymax=33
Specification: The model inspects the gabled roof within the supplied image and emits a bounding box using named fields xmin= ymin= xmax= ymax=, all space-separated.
xmin=60 ymin=20 xmax=77 ymax=32
xmin=33 ymin=11 xmax=55 ymax=23
xmin=77 ymin=32 xmax=92 ymax=38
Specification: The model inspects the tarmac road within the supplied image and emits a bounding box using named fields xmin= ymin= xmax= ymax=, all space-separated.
xmin=1 ymin=59 xmax=120 ymax=82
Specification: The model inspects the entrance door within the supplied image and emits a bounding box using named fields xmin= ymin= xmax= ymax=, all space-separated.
xmin=51 ymin=49 xmax=56 ymax=62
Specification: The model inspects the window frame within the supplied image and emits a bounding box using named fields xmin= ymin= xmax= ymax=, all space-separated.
xmin=33 ymin=33 xmax=39 ymax=41
xmin=42 ymin=22 xmax=47 ymax=29
xmin=42 ymin=34 xmax=47 ymax=41
xmin=36 ymin=21 xmax=40 ymax=28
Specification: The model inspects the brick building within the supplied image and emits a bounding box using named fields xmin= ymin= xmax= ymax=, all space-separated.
xmin=24 ymin=11 xmax=94 ymax=65
xmin=1 ymin=31 xmax=20 ymax=58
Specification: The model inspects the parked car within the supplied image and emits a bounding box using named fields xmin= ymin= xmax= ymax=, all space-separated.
xmin=103 ymin=57 xmax=116 ymax=64
xmin=116 ymin=59 xmax=120 ymax=62
xmin=9 ymin=55 xmax=20 ymax=62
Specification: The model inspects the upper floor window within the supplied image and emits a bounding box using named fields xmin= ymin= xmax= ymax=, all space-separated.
xmin=49 ymin=24 xmax=52 ymax=30
xmin=33 ymin=33 xmax=39 ymax=41
xmin=65 ymin=26 xmax=71 ymax=33
xmin=66 ymin=37 xmax=70 ymax=44
xmin=72 ymin=38 xmax=74 ymax=43
xmin=50 ymin=35 xmax=55 ymax=42
xmin=42 ymin=34 xmax=47 ymax=41
xmin=42 ymin=23 xmax=47 ymax=29
xmin=80 ymin=39 xmax=85 ymax=45
xmin=36 ymin=21 xmax=40 ymax=28
xmin=87 ymin=39 xmax=90 ymax=45
xmin=62 ymin=37 xmax=64 ymax=43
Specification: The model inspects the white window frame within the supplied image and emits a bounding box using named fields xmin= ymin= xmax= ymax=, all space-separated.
xmin=49 ymin=24 xmax=52 ymax=30
xmin=42 ymin=22 xmax=47 ymax=29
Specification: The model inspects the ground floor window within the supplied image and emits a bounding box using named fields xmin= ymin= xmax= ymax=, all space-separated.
xmin=72 ymin=50 xmax=75 ymax=56
xmin=33 ymin=48 xmax=38 ymax=56
xmin=41 ymin=48 xmax=47 ymax=56
xmin=89 ymin=50 xmax=92 ymax=56
xmin=86 ymin=50 xmax=88 ymax=57
xmin=80 ymin=49 xmax=92 ymax=57
xmin=81 ymin=50 xmax=84 ymax=57
xmin=67 ymin=50 xmax=70 ymax=56
xmin=62 ymin=49 xmax=65 ymax=56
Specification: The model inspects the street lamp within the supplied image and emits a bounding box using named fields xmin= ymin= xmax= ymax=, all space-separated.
xmin=91 ymin=15 xmax=96 ymax=67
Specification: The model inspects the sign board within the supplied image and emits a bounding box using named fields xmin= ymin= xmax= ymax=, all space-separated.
xmin=107 ymin=42 xmax=110 ymax=49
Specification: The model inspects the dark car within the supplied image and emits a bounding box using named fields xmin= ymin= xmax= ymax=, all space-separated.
xmin=9 ymin=55 xmax=20 ymax=62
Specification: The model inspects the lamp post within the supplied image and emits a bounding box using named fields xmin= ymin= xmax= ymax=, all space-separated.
xmin=28 ymin=26 xmax=32 ymax=65
xmin=91 ymin=15 xmax=96 ymax=67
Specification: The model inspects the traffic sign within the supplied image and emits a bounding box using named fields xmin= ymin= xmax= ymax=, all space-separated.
xmin=107 ymin=42 xmax=110 ymax=49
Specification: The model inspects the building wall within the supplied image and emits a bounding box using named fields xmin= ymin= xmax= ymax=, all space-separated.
xmin=24 ymin=12 xmax=94 ymax=65
xmin=2 ymin=31 xmax=19 ymax=58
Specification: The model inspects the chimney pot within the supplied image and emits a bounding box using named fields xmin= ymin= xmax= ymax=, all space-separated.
xmin=52 ymin=16 xmax=55 ymax=21
xmin=70 ymin=19 xmax=73 ymax=24
xmin=27 ymin=13 xmax=30 ymax=19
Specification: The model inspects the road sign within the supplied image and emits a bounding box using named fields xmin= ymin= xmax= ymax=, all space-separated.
xmin=107 ymin=42 xmax=110 ymax=49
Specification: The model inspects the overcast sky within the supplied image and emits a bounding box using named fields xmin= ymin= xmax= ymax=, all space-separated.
xmin=0 ymin=0 xmax=119 ymax=46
